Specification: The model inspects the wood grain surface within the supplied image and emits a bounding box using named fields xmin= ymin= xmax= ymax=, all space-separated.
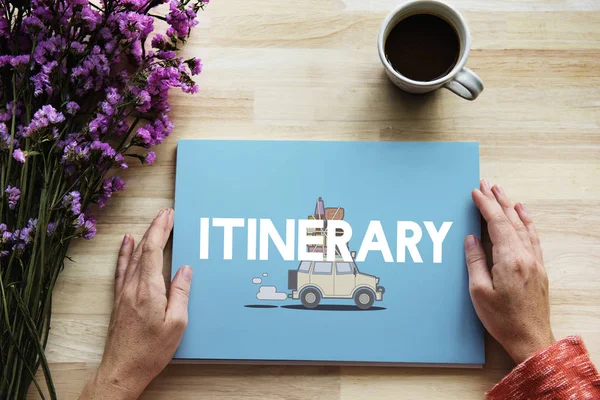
xmin=30 ymin=0 xmax=600 ymax=398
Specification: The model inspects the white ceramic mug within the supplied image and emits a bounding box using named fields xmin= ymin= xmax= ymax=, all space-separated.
xmin=377 ymin=0 xmax=483 ymax=100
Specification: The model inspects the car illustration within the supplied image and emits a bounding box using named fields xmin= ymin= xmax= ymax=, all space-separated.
xmin=288 ymin=254 xmax=385 ymax=310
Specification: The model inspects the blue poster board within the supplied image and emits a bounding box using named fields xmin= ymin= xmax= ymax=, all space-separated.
xmin=172 ymin=140 xmax=483 ymax=365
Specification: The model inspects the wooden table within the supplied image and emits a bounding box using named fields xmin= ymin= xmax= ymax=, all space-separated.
xmin=33 ymin=0 xmax=600 ymax=398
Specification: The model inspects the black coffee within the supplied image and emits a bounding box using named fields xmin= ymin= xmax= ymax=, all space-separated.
xmin=385 ymin=14 xmax=460 ymax=82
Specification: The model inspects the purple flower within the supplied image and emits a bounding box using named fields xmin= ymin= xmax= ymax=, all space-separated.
xmin=80 ymin=6 xmax=102 ymax=30
xmin=62 ymin=139 xmax=90 ymax=166
xmin=97 ymin=176 xmax=126 ymax=208
xmin=145 ymin=151 xmax=156 ymax=164
xmin=100 ymin=101 xmax=115 ymax=116
xmin=70 ymin=41 xmax=85 ymax=54
xmin=186 ymin=58 xmax=202 ymax=75
xmin=62 ymin=191 xmax=82 ymax=215
xmin=66 ymin=101 xmax=80 ymax=115
xmin=19 ymin=219 xmax=38 ymax=245
xmin=85 ymin=212 xmax=97 ymax=225
xmin=151 ymin=34 xmax=168 ymax=49
xmin=155 ymin=113 xmax=174 ymax=138
xmin=90 ymin=140 xmax=116 ymax=159
xmin=19 ymin=228 xmax=31 ymax=242
xmin=97 ymin=196 xmax=108 ymax=208
xmin=88 ymin=114 xmax=108 ymax=138
xmin=147 ymin=64 xmax=180 ymax=96
xmin=12 ymin=242 xmax=26 ymax=253
xmin=135 ymin=90 xmax=151 ymax=112
xmin=1 ymin=231 xmax=12 ymax=243
xmin=19 ymin=229 xmax=32 ymax=244
xmin=115 ymin=153 xmax=128 ymax=169
xmin=0 ymin=101 xmax=22 ymax=122
xmin=71 ymin=47 xmax=110 ymax=95
xmin=75 ymin=213 xmax=85 ymax=228
xmin=131 ymin=40 xmax=143 ymax=64
xmin=31 ymin=60 xmax=58 ymax=96
xmin=135 ymin=126 xmax=152 ymax=147
xmin=166 ymin=0 xmax=198 ymax=38
xmin=115 ymin=119 xmax=129 ymax=136
xmin=23 ymin=16 xmax=45 ymax=36
xmin=82 ymin=220 xmax=97 ymax=240
xmin=0 ymin=224 xmax=7 ymax=245
xmin=181 ymin=81 xmax=198 ymax=94
xmin=104 ymin=176 xmax=126 ymax=193
xmin=47 ymin=222 xmax=57 ymax=235
xmin=13 ymin=148 xmax=26 ymax=163
xmin=5 ymin=186 xmax=20 ymax=210
xmin=117 ymin=12 xmax=154 ymax=42
xmin=121 ymin=0 xmax=148 ymax=10
xmin=0 ymin=0 xmax=205 ymax=264
xmin=157 ymin=50 xmax=176 ymax=59
xmin=0 ymin=123 xmax=9 ymax=149
xmin=33 ymin=39 xmax=59 ymax=65
xmin=106 ymin=87 xmax=121 ymax=105
xmin=45 ymin=105 xmax=64 ymax=123
xmin=133 ymin=113 xmax=175 ymax=148
xmin=104 ymin=39 xmax=118 ymax=54
xmin=0 ymin=55 xmax=10 ymax=67
xmin=10 ymin=55 xmax=31 ymax=69
xmin=24 ymin=104 xmax=65 ymax=137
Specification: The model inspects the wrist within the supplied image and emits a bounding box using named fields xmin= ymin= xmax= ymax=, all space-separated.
xmin=80 ymin=363 xmax=147 ymax=400
xmin=505 ymin=331 xmax=556 ymax=364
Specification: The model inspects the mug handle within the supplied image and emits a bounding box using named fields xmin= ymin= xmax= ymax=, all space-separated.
xmin=443 ymin=67 xmax=484 ymax=100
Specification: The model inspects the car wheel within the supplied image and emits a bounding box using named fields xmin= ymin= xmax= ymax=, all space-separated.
xmin=354 ymin=288 xmax=374 ymax=310
xmin=301 ymin=288 xmax=321 ymax=309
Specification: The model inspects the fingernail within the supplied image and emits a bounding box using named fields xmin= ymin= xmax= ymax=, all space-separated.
xmin=482 ymin=179 xmax=491 ymax=189
xmin=464 ymin=235 xmax=478 ymax=250
xmin=495 ymin=185 xmax=505 ymax=196
xmin=157 ymin=209 xmax=165 ymax=218
xmin=182 ymin=266 xmax=193 ymax=281
xmin=123 ymin=234 xmax=130 ymax=245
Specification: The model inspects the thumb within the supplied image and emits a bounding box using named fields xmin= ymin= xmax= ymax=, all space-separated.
xmin=464 ymin=235 xmax=493 ymax=296
xmin=167 ymin=265 xmax=193 ymax=330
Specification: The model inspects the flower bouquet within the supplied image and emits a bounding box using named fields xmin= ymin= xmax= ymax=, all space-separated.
xmin=0 ymin=0 xmax=206 ymax=396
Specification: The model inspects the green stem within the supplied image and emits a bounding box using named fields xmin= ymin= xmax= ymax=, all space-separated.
xmin=3 ymin=73 xmax=18 ymax=197
xmin=10 ymin=286 xmax=57 ymax=399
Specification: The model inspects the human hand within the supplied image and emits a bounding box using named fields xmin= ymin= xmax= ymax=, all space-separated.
xmin=464 ymin=180 xmax=555 ymax=364
xmin=80 ymin=208 xmax=192 ymax=400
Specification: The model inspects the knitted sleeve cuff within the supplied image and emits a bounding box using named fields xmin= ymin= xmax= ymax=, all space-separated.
xmin=487 ymin=336 xmax=600 ymax=400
